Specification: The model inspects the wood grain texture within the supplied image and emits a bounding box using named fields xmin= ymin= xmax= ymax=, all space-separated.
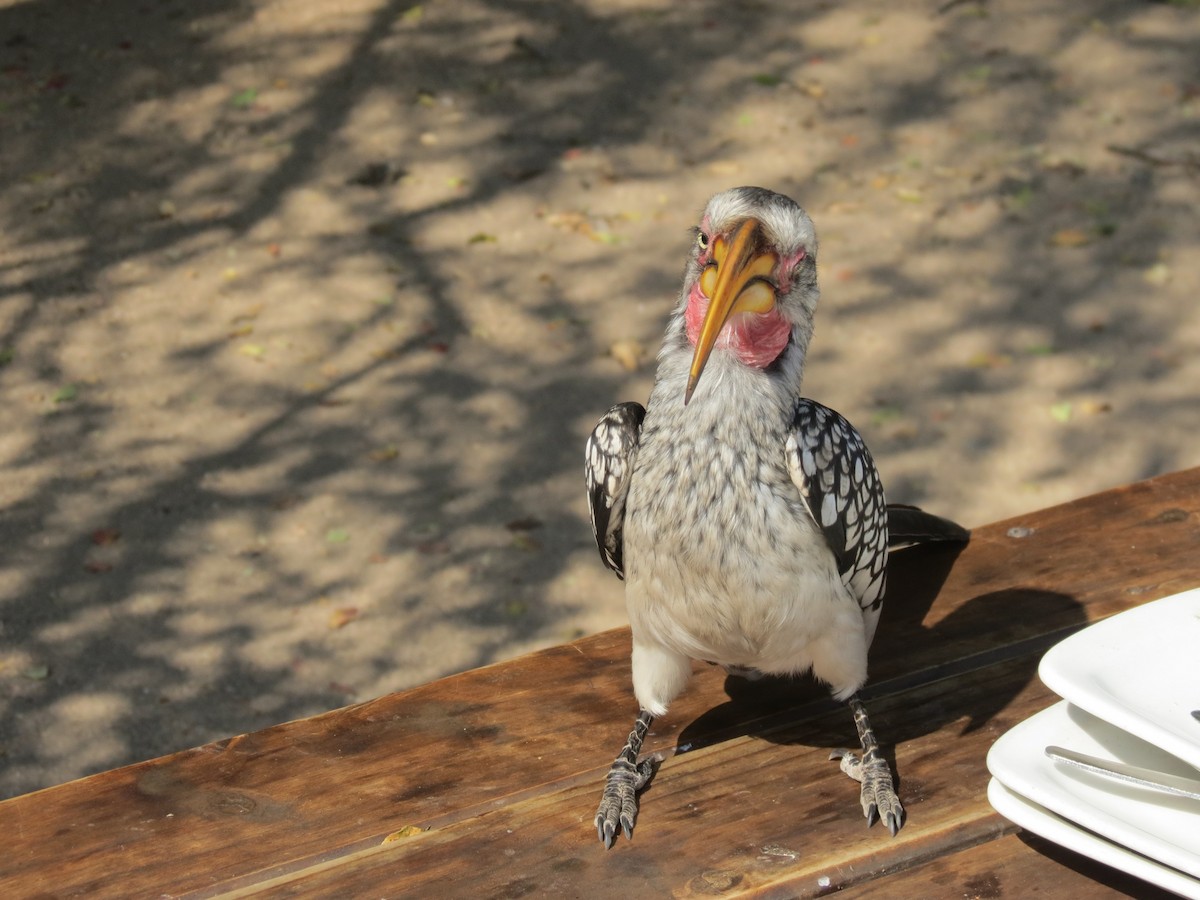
xmin=2 ymin=467 xmax=1199 ymax=898
xmin=840 ymin=831 xmax=1179 ymax=900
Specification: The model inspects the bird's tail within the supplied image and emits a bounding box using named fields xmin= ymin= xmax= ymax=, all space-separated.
xmin=886 ymin=504 xmax=970 ymax=549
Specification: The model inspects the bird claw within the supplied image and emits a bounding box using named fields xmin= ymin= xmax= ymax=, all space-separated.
xmin=884 ymin=809 xmax=901 ymax=838
xmin=595 ymin=755 xmax=660 ymax=848
xmin=596 ymin=816 xmax=619 ymax=849
xmin=829 ymin=749 xmax=904 ymax=835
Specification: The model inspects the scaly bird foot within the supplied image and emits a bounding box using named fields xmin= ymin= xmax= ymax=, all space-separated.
xmin=595 ymin=754 xmax=660 ymax=848
xmin=829 ymin=748 xmax=904 ymax=836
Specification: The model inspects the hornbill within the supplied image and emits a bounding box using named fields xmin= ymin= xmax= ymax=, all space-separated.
xmin=586 ymin=186 xmax=968 ymax=848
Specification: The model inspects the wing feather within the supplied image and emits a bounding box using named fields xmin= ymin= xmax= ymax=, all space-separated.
xmin=785 ymin=399 xmax=889 ymax=614
xmin=886 ymin=504 xmax=970 ymax=549
xmin=585 ymin=402 xmax=645 ymax=580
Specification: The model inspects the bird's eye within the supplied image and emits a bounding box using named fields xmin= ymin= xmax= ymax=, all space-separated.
xmin=696 ymin=232 xmax=709 ymax=252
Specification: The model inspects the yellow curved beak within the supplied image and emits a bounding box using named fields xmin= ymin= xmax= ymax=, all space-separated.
xmin=685 ymin=218 xmax=778 ymax=404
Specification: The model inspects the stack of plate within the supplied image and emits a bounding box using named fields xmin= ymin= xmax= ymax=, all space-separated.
xmin=986 ymin=587 xmax=1200 ymax=897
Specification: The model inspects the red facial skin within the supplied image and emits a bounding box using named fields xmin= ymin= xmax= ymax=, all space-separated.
xmin=684 ymin=282 xmax=791 ymax=368
xmin=683 ymin=221 xmax=805 ymax=369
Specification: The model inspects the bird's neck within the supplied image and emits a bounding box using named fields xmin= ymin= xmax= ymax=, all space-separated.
xmin=654 ymin=309 xmax=809 ymax=413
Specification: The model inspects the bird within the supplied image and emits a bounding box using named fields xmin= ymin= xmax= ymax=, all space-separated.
xmin=585 ymin=186 xmax=968 ymax=849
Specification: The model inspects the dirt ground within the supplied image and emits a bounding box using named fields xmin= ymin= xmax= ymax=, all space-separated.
xmin=1 ymin=0 xmax=1197 ymax=799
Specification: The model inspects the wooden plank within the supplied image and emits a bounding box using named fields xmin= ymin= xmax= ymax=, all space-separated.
xmin=840 ymin=831 xmax=1179 ymax=900
xmin=217 ymin=653 xmax=1057 ymax=897
xmin=1 ymin=468 xmax=1198 ymax=897
xmin=0 ymin=634 xmax=673 ymax=898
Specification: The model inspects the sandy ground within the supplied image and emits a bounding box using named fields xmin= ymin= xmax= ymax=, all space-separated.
xmin=1 ymin=0 xmax=1198 ymax=799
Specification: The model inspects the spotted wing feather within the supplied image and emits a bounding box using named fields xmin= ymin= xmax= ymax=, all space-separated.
xmin=785 ymin=399 xmax=889 ymax=613
xmin=585 ymin=402 xmax=646 ymax=580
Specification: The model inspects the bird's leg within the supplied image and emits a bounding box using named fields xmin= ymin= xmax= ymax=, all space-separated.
xmin=595 ymin=709 xmax=659 ymax=848
xmin=829 ymin=694 xmax=904 ymax=836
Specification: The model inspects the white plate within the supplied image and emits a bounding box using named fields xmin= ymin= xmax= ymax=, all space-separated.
xmin=987 ymin=700 xmax=1200 ymax=879
xmin=988 ymin=779 xmax=1200 ymax=899
xmin=1039 ymin=587 xmax=1200 ymax=771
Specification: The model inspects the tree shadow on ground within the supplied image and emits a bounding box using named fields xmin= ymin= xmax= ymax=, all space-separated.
xmin=0 ymin=0 xmax=1195 ymax=796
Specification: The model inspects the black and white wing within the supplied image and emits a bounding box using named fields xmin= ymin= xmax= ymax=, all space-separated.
xmin=585 ymin=402 xmax=645 ymax=580
xmin=785 ymin=399 xmax=889 ymax=617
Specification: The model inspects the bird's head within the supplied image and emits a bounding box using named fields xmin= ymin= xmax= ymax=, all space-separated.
xmin=682 ymin=187 xmax=819 ymax=404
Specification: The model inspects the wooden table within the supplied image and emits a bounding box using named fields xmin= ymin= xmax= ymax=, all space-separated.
xmin=4 ymin=468 xmax=1200 ymax=898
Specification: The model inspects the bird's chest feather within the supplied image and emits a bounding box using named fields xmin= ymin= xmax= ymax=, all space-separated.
xmin=628 ymin=426 xmax=802 ymax=572
xmin=622 ymin=374 xmax=846 ymax=665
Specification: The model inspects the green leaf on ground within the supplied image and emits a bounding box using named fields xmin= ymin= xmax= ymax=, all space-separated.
xmin=1050 ymin=402 xmax=1073 ymax=423
xmin=231 ymin=88 xmax=258 ymax=108
xmin=871 ymin=406 xmax=903 ymax=426
xmin=1143 ymin=262 xmax=1171 ymax=287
